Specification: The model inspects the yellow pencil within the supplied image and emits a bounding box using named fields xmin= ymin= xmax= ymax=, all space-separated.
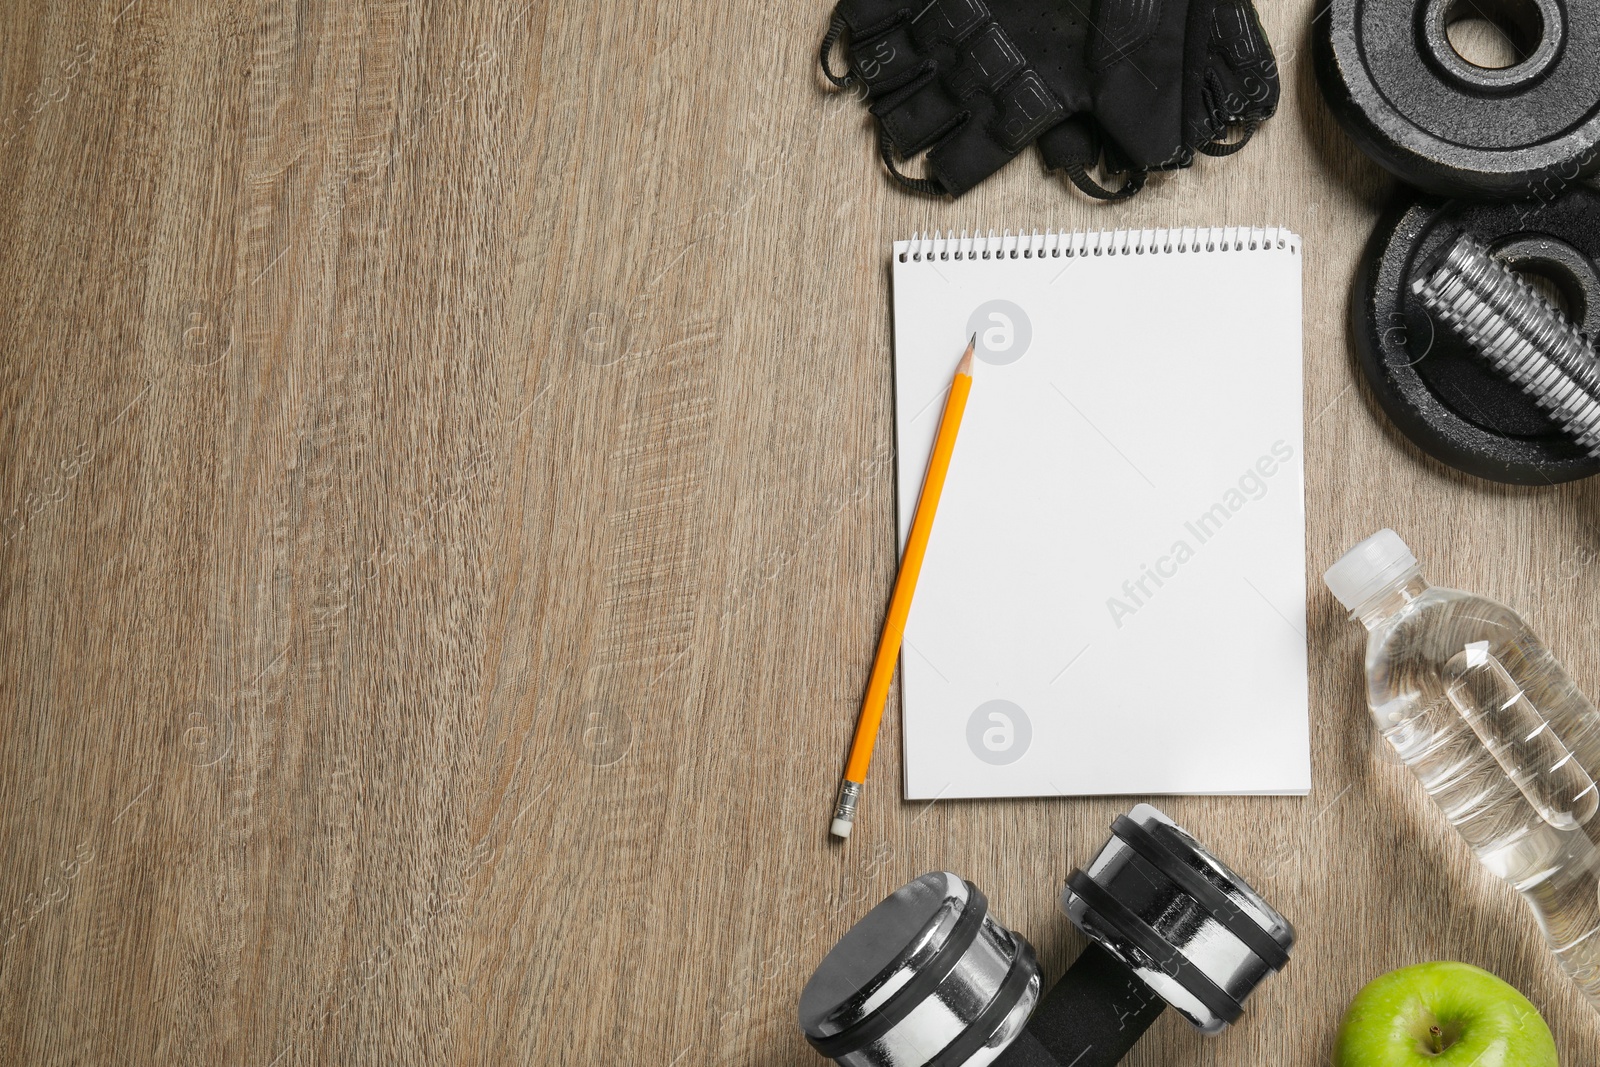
xmin=831 ymin=334 xmax=977 ymax=839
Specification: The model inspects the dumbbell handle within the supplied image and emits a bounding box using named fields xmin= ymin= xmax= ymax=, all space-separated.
xmin=993 ymin=944 xmax=1166 ymax=1067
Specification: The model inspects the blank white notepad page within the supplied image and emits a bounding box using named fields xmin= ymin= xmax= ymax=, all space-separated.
xmin=892 ymin=228 xmax=1309 ymax=799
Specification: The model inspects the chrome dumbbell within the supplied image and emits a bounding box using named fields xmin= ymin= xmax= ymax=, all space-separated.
xmin=798 ymin=805 xmax=1293 ymax=1067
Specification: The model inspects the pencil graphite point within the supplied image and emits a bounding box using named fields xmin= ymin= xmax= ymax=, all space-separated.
xmin=958 ymin=334 xmax=976 ymax=376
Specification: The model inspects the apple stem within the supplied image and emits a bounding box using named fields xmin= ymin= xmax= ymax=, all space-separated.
xmin=1429 ymin=1025 xmax=1445 ymax=1055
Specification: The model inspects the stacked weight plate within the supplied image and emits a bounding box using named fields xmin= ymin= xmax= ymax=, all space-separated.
xmin=1315 ymin=0 xmax=1600 ymax=482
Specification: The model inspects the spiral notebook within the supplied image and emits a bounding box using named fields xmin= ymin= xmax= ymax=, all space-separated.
xmin=893 ymin=227 xmax=1309 ymax=799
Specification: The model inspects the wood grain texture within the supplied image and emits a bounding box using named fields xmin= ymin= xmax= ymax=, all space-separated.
xmin=2 ymin=0 xmax=1599 ymax=1064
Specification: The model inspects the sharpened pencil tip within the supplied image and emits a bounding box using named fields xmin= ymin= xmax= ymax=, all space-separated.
xmin=958 ymin=335 xmax=976 ymax=376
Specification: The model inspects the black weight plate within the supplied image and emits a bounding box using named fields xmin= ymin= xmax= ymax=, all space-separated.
xmin=1352 ymin=186 xmax=1600 ymax=484
xmin=1315 ymin=0 xmax=1600 ymax=199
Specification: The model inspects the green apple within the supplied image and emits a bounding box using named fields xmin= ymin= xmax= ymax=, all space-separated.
xmin=1333 ymin=961 xmax=1557 ymax=1066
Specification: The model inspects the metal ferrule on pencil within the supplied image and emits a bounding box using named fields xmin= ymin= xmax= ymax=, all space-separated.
xmin=831 ymin=781 xmax=861 ymax=837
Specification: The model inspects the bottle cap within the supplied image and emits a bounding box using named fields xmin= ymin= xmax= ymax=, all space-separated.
xmin=1323 ymin=529 xmax=1420 ymax=611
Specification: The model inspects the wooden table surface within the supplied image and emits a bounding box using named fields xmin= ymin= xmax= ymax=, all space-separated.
xmin=3 ymin=0 xmax=1599 ymax=1063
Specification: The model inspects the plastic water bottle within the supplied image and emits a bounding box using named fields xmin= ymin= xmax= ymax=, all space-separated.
xmin=1325 ymin=529 xmax=1600 ymax=1005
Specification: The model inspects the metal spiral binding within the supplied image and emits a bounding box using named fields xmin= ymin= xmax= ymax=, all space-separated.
xmin=1412 ymin=233 xmax=1600 ymax=458
xmin=895 ymin=227 xmax=1298 ymax=263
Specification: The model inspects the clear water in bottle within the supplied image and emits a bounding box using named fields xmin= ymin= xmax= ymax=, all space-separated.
xmin=1325 ymin=529 xmax=1600 ymax=1005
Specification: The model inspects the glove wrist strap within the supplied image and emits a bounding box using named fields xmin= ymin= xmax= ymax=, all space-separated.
xmin=878 ymin=129 xmax=947 ymax=196
xmin=820 ymin=10 xmax=854 ymax=88
xmin=1063 ymin=163 xmax=1147 ymax=202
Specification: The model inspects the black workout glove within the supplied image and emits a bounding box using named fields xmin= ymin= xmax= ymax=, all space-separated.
xmin=820 ymin=0 xmax=1093 ymax=197
xmin=819 ymin=0 xmax=1279 ymax=200
xmin=1052 ymin=0 xmax=1281 ymax=196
